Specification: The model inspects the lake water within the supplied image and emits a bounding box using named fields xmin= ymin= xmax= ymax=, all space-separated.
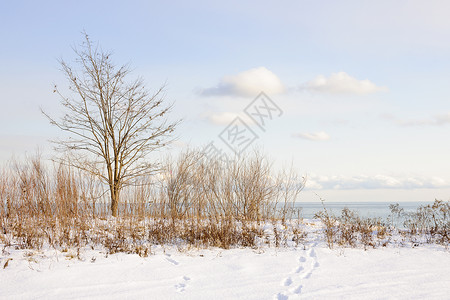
xmin=294 ymin=201 xmax=433 ymax=220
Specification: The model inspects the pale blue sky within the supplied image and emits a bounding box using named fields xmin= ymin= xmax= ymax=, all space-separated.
xmin=2 ymin=0 xmax=450 ymax=202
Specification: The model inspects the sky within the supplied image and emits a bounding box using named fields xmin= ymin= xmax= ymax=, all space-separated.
xmin=1 ymin=0 xmax=450 ymax=202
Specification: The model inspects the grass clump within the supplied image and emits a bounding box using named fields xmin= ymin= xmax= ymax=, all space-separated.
xmin=390 ymin=200 xmax=449 ymax=247
xmin=315 ymin=199 xmax=449 ymax=250
xmin=314 ymin=203 xmax=388 ymax=250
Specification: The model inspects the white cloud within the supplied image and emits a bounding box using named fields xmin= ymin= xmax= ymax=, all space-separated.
xmin=434 ymin=113 xmax=450 ymax=125
xmin=303 ymin=72 xmax=388 ymax=95
xmin=293 ymin=131 xmax=330 ymax=141
xmin=206 ymin=112 xmax=255 ymax=126
xmin=383 ymin=113 xmax=450 ymax=126
xmin=305 ymin=174 xmax=450 ymax=190
xmin=201 ymin=67 xmax=285 ymax=97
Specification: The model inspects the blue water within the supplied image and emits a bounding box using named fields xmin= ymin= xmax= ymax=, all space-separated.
xmin=294 ymin=201 xmax=433 ymax=220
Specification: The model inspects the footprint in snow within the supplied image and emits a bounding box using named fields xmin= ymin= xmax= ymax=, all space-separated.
xmin=282 ymin=277 xmax=293 ymax=286
xmin=292 ymin=284 xmax=303 ymax=294
xmin=175 ymin=276 xmax=190 ymax=293
xmin=302 ymin=271 xmax=313 ymax=279
xmin=165 ymin=255 xmax=179 ymax=265
xmin=275 ymin=292 xmax=289 ymax=300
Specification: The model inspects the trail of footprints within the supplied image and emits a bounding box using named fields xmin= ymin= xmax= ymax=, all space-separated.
xmin=275 ymin=246 xmax=319 ymax=299
xmin=165 ymin=254 xmax=191 ymax=293
xmin=165 ymin=247 xmax=318 ymax=298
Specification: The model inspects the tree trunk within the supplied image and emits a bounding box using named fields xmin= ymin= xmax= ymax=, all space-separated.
xmin=110 ymin=184 xmax=120 ymax=217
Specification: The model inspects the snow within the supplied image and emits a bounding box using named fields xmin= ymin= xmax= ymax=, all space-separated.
xmin=1 ymin=222 xmax=449 ymax=300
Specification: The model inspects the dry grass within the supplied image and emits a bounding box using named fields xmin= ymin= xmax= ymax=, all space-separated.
xmin=391 ymin=200 xmax=449 ymax=246
xmin=315 ymin=200 xmax=449 ymax=250
xmin=2 ymin=152 xmax=447 ymax=255
xmin=0 ymin=151 xmax=305 ymax=255
xmin=314 ymin=206 xmax=390 ymax=250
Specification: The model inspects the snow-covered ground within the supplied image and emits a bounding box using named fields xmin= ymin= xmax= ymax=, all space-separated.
xmin=1 ymin=222 xmax=449 ymax=300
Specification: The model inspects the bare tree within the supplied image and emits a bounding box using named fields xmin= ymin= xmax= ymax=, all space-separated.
xmin=43 ymin=33 xmax=178 ymax=217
